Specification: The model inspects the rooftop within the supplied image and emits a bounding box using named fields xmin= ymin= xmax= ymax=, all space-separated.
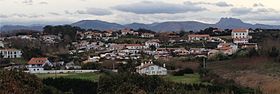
xmin=232 ymin=29 xmax=248 ymax=32
xmin=28 ymin=58 xmax=48 ymax=65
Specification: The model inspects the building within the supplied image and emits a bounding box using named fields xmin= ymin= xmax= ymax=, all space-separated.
xmin=121 ymin=28 xmax=136 ymax=35
xmin=0 ymin=48 xmax=22 ymax=58
xmin=136 ymin=61 xmax=167 ymax=75
xmin=0 ymin=41 xmax=4 ymax=48
xmin=173 ymin=48 xmax=190 ymax=56
xmin=188 ymin=34 xmax=210 ymax=41
xmin=240 ymin=43 xmax=258 ymax=50
xmin=125 ymin=44 xmax=144 ymax=50
xmin=27 ymin=58 xmax=53 ymax=73
xmin=189 ymin=48 xmax=207 ymax=55
xmin=141 ymin=33 xmax=155 ymax=38
xmin=217 ymin=43 xmax=238 ymax=55
xmin=145 ymin=39 xmax=160 ymax=48
xmin=232 ymin=29 xmax=250 ymax=44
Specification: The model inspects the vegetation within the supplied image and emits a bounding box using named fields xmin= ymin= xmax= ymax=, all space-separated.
xmin=164 ymin=73 xmax=201 ymax=84
xmin=36 ymin=73 xmax=101 ymax=81
xmin=0 ymin=70 xmax=43 ymax=94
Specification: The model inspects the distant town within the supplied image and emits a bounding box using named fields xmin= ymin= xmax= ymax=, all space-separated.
xmin=1 ymin=19 xmax=280 ymax=94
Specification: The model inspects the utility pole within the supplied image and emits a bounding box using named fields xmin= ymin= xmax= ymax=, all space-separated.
xmin=202 ymin=41 xmax=207 ymax=69
xmin=203 ymin=57 xmax=206 ymax=68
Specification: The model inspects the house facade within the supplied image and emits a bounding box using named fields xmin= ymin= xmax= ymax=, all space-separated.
xmin=232 ymin=29 xmax=250 ymax=44
xmin=125 ymin=44 xmax=144 ymax=50
xmin=217 ymin=43 xmax=238 ymax=55
xmin=27 ymin=58 xmax=53 ymax=73
xmin=145 ymin=39 xmax=160 ymax=48
xmin=188 ymin=34 xmax=210 ymax=41
xmin=0 ymin=48 xmax=22 ymax=58
xmin=141 ymin=33 xmax=155 ymax=38
xmin=0 ymin=41 xmax=4 ymax=48
xmin=136 ymin=61 xmax=167 ymax=75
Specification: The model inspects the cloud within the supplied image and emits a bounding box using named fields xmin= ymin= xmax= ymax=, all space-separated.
xmin=215 ymin=2 xmax=233 ymax=7
xmin=255 ymin=8 xmax=276 ymax=13
xmin=184 ymin=1 xmax=232 ymax=7
xmin=64 ymin=10 xmax=74 ymax=15
xmin=79 ymin=8 xmax=112 ymax=16
xmin=11 ymin=13 xmax=44 ymax=18
xmin=0 ymin=14 xmax=8 ymax=18
xmin=22 ymin=0 xmax=33 ymax=5
xmin=253 ymin=3 xmax=264 ymax=7
xmin=39 ymin=1 xmax=48 ymax=5
xmin=230 ymin=7 xmax=252 ymax=15
xmin=49 ymin=12 xmax=60 ymax=16
xmin=113 ymin=1 xmax=206 ymax=14
xmin=65 ymin=8 xmax=112 ymax=16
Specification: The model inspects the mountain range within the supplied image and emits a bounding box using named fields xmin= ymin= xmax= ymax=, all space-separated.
xmin=1 ymin=18 xmax=280 ymax=32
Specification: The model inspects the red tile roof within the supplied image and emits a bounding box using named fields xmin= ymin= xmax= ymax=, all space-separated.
xmin=28 ymin=58 xmax=48 ymax=65
xmin=232 ymin=29 xmax=248 ymax=32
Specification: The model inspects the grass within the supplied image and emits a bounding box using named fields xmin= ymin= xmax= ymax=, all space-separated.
xmin=36 ymin=72 xmax=201 ymax=84
xmin=36 ymin=73 xmax=101 ymax=82
xmin=164 ymin=73 xmax=201 ymax=84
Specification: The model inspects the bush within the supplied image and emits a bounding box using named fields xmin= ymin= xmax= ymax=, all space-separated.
xmin=172 ymin=68 xmax=194 ymax=76
xmin=43 ymin=78 xmax=98 ymax=94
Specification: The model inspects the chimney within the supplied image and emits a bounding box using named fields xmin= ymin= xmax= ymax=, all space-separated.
xmin=163 ymin=64 xmax=166 ymax=68
xmin=145 ymin=62 xmax=147 ymax=64
xmin=151 ymin=61 xmax=153 ymax=64
xmin=141 ymin=63 xmax=144 ymax=66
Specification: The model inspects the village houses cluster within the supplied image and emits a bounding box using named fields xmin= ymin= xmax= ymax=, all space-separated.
xmin=0 ymin=28 xmax=258 ymax=75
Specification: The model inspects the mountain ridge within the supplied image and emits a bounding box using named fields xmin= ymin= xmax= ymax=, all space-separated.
xmin=1 ymin=18 xmax=280 ymax=32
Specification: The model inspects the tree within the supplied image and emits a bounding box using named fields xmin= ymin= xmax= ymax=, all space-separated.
xmin=149 ymin=45 xmax=157 ymax=51
xmin=0 ymin=70 xmax=43 ymax=94
xmin=269 ymin=47 xmax=279 ymax=57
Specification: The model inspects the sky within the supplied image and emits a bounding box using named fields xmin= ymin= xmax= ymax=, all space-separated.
xmin=0 ymin=0 xmax=280 ymax=26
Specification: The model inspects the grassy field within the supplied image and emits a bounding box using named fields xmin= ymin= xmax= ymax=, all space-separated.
xmin=164 ymin=73 xmax=201 ymax=84
xmin=36 ymin=73 xmax=202 ymax=84
xmin=207 ymin=57 xmax=280 ymax=94
xmin=36 ymin=73 xmax=101 ymax=81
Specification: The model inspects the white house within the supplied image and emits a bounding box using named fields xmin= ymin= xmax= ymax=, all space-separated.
xmin=0 ymin=48 xmax=22 ymax=58
xmin=145 ymin=39 xmax=160 ymax=48
xmin=173 ymin=48 xmax=190 ymax=56
xmin=136 ymin=61 xmax=167 ymax=75
xmin=27 ymin=58 xmax=53 ymax=73
xmin=240 ymin=43 xmax=258 ymax=50
xmin=120 ymin=49 xmax=141 ymax=55
xmin=141 ymin=33 xmax=155 ymax=38
xmin=217 ymin=43 xmax=238 ymax=55
xmin=188 ymin=34 xmax=210 ymax=41
xmin=0 ymin=41 xmax=4 ymax=48
xmin=232 ymin=29 xmax=250 ymax=44
xmin=125 ymin=44 xmax=144 ymax=50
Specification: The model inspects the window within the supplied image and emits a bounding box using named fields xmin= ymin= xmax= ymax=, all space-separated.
xmin=151 ymin=67 xmax=154 ymax=70
xmin=33 ymin=69 xmax=36 ymax=71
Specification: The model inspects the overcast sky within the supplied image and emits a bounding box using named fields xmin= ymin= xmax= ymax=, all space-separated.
xmin=0 ymin=0 xmax=280 ymax=26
